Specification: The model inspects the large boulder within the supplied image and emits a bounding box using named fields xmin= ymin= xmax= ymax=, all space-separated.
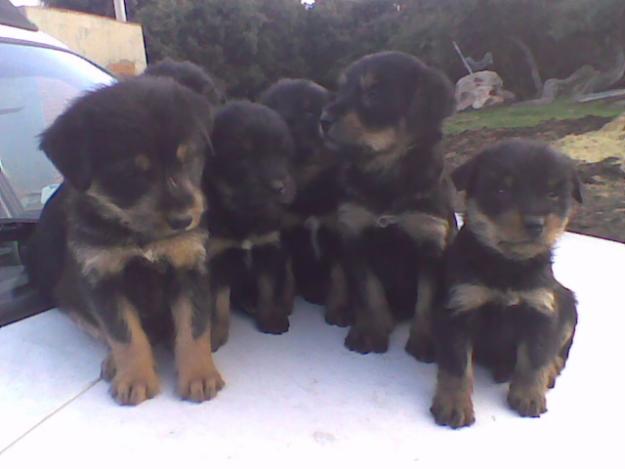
xmin=455 ymin=71 xmax=515 ymax=111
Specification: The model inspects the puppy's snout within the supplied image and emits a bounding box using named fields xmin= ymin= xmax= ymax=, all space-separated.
xmin=523 ymin=216 xmax=545 ymax=238
xmin=167 ymin=215 xmax=193 ymax=231
xmin=271 ymin=176 xmax=296 ymax=204
xmin=319 ymin=111 xmax=335 ymax=135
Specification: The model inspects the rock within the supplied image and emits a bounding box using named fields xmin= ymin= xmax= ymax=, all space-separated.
xmin=455 ymin=71 xmax=515 ymax=111
xmin=541 ymin=65 xmax=599 ymax=102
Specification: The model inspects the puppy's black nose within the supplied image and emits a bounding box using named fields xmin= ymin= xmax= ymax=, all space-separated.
xmin=271 ymin=178 xmax=296 ymax=204
xmin=319 ymin=111 xmax=334 ymax=135
xmin=168 ymin=215 xmax=193 ymax=231
xmin=524 ymin=216 xmax=545 ymax=237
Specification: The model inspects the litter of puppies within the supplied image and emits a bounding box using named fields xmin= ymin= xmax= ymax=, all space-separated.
xmin=24 ymin=52 xmax=582 ymax=428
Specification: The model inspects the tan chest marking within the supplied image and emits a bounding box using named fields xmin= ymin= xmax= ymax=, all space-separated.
xmin=448 ymin=283 xmax=556 ymax=316
xmin=73 ymin=230 xmax=208 ymax=278
xmin=205 ymin=231 xmax=281 ymax=264
xmin=337 ymin=202 xmax=449 ymax=248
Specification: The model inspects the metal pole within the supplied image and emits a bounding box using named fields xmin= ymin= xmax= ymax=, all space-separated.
xmin=453 ymin=41 xmax=473 ymax=75
xmin=113 ymin=0 xmax=127 ymax=22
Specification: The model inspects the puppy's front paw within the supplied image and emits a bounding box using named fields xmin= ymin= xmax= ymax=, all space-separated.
xmin=345 ymin=326 xmax=389 ymax=354
xmin=405 ymin=333 xmax=436 ymax=363
xmin=546 ymin=357 xmax=564 ymax=389
xmin=178 ymin=369 xmax=225 ymax=403
xmin=430 ymin=391 xmax=475 ymax=429
xmin=100 ymin=354 xmax=116 ymax=381
xmin=109 ymin=362 xmax=160 ymax=406
xmin=257 ymin=314 xmax=290 ymax=334
xmin=507 ymin=383 xmax=547 ymax=417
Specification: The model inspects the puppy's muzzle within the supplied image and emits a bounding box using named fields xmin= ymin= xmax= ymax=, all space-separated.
xmin=523 ymin=215 xmax=545 ymax=238
xmin=271 ymin=176 xmax=296 ymax=205
xmin=167 ymin=215 xmax=193 ymax=231
xmin=319 ymin=111 xmax=335 ymax=135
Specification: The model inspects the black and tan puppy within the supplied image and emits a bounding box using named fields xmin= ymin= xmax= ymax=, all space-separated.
xmin=259 ymin=79 xmax=345 ymax=315
xmin=24 ymin=76 xmax=223 ymax=405
xmin=144 ymin=57 xmax=226 ymax=106
xmin=320 ymin=51 xmax=456 ymax=356
xmin=203 ymin=101 xmax=296 ymax=342
xmin=431 ymin=140 xmax=580 ymax=428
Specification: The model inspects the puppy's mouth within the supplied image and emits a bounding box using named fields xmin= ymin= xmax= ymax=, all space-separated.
xmin=321 ymin=130 xmax=342 ymax=151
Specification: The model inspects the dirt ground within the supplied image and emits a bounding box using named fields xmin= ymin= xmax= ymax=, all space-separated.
xmin=443 ymin=115 xmax=625 ymax=243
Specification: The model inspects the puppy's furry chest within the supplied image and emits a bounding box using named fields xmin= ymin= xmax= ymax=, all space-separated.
xmin=207 ymin=231 xmax=281 ymax=272
xmin=447 ymin=283 xmax=557 ymax=318
xmin=337 ymin=201 xmax=450 ymax=251
xmin=70 ymin=229 xmax=209 ymax=281
xmin=446 ymin=228 xmax=558 ymax=318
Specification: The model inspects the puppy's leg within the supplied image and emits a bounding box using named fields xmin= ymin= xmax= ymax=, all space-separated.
xmin=90 ymin=284 xmax=159 ymax=406
xmin=325 ymin=262 xmax=353 ymax=327
xmin=344 ymin=267 xmax=394 ymax=354
xmin=282 ymin=258 xmax=296 ymax=317
xmin=172 ymin=272 xmax=224 ymax=402
xmin=254 ymin=244 xmax=291 ymax=334
xmin=431 ymin=316 xmax=475 ymax=428
xmin=507 ymin=316 xmax=559 ymax=417
xmin=547 ymin=287 xmax=578 ymax=388
xmin=210 ymin=285 xmax=231 ymax=352
xmin=406 ymin=268 xmax=436 ymax=362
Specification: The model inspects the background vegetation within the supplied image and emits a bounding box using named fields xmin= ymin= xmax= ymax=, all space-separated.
xmin=46 ymin=0 xmax=625 ymax=99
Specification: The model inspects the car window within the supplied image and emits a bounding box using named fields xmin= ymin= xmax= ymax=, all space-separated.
xmin=0 ymin=41 xmax=114 ymax=326
xmin=0 ymin=41 xmax=115 ymax=220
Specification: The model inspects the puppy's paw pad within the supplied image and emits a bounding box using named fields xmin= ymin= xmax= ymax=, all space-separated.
xmin=179 ymin=371 xmax=225 ymax=403
xmin=110 ymin=372 xmax=160 ymax=406
xmin=257 ymin=315 xmax=290 ymax=335
xmin=345 ymin=327 xmax=388 ymax=354
xmin=430 ymin=394 xmax=475 ymax=429
xmin=508 ymin=386 xmax=547 ymax=417
xmin=405 ymin=335 xmax=436 ymax=363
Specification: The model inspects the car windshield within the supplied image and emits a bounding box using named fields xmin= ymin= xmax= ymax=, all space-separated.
xmin=0 ymin=41 xmax=115 ymax=220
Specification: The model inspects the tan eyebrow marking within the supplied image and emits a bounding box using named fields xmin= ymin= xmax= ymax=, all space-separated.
xmin=135 ymin=154 xmax=151 ymax=171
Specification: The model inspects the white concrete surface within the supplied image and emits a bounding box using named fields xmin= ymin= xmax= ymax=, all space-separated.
xmin=1 ymin=232 xmax=623 ymax=467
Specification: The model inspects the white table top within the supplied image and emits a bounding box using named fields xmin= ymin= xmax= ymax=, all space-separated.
xmin=1 ymin=232 xmax=623 ymax=467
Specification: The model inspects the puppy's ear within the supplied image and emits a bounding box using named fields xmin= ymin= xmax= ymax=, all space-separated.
xmin=39 ymin=108 xmax=93 ymax=192
xmin=187 ymin=93 xmax=215 ymax=159
xmin=409 ymin=65 xmax=455 ymax=132
xmin=451 ymin=158 xmax=478 ymax=192
xmin=571 ymin=168 xmax=583 ymax=203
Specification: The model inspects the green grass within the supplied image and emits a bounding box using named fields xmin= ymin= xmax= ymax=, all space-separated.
xmin=444 ymin=99 xmax=623 ymax=134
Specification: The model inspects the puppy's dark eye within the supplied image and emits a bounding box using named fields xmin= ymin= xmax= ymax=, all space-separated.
xmin=134 ymin=154 xmax=151 ymax=172
xmin=548 ymin=190 xmax=560 ymax=200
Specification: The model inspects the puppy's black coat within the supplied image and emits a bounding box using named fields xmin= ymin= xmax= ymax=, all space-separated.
xmin=203 ymin=101 xmax=296 ymax=341
xmin=259 ymin=79 xmax=344 ymax=310
xmin=321 ymin=51 xmax=457 ymax=356
xmin=24 ymin=76 xmax=225 ymax=405
xmin=144 ymin=57 xmax=226 ymax=106
xmin=431 ymin=139 xmax=580 ymax=428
